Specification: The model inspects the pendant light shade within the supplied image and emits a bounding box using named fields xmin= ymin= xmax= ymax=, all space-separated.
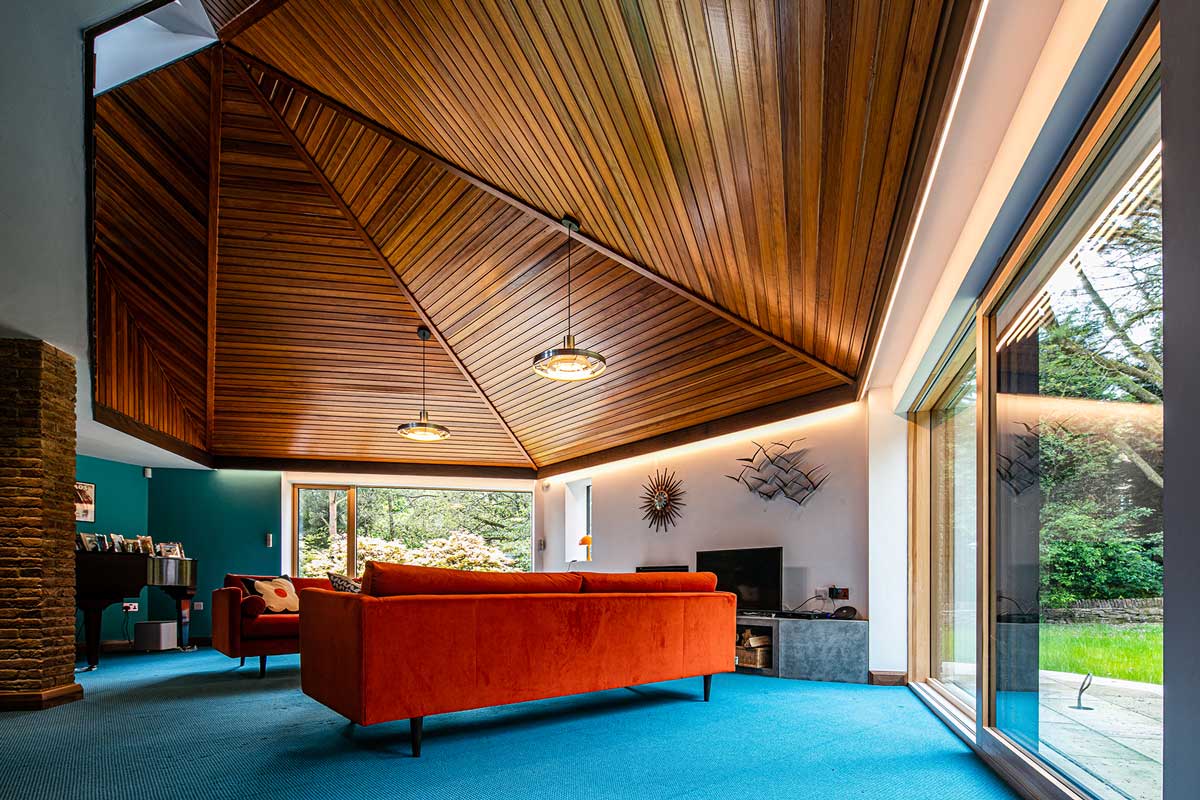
xmin=532 ymin=216 xmax=607 ymax=381
xmin=398 ymin=326 xmax=450 ymax=442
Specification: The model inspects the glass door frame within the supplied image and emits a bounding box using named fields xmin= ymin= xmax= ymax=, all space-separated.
xmin=970 ymin=16 xmax=1161 ymax=799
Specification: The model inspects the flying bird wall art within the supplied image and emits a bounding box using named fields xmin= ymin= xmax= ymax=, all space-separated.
xmin=726 ymin=440 xmax=828 ymax=508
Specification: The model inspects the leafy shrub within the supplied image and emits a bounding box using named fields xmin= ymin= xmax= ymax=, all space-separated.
xmin=1039 ymin=499 xmax=1161 ymax=607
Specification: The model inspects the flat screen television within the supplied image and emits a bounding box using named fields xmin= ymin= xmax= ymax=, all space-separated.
xmin=696 ymin=546 xmax=783 ymax=611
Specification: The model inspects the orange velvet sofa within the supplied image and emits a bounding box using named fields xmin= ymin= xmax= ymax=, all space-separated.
xmin=212 ymin=573 xmax=332 ymax=676
xmin=300 ymin=563 xmax=736 ymax=755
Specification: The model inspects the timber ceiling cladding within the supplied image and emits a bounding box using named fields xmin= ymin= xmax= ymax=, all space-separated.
xmin=91 ymin=0 xmax=967 ymax=473
xmin=214 ymin=60 xmax=532 ymax=466
xmin=93 ymin=50 xmax=211 ymax=450
xmin=247 ymin=67 xmax=844 ymax=466
xmin=234 ymin=0 xmax=948 ymax=376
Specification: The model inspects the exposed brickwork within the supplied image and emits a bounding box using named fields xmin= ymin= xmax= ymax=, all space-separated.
xmin=0 ymin=339 xmax=77 ymax=696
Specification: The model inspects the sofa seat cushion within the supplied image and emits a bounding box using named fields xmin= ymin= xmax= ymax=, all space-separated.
xmin=243 ymin=612 xmax=299 ymax=640
xmin=580 ymin=572 xmax=718 ymax=593
xmin=362 ymin=562 xmax=583 ymax=597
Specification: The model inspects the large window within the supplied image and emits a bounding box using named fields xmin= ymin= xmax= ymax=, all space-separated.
xmin=294 ymin=484 xmax=533 ymax=577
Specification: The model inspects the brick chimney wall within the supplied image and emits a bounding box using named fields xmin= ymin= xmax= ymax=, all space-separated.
xmin=0 ymin=339 xmax=80 ymax=708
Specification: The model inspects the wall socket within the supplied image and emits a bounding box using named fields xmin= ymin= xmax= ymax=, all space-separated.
xmin=828 ymin=585 xmax=850 ymax=600
xmin=193 ymin=601 xmax=204 ymax=611
xmin=122 ymin=602 xmax=139 ymax=612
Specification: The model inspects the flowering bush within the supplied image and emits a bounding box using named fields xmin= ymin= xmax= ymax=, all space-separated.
xmin=406 ymin=531 xmax=515 ymax=572
xmin=301 ymin=530 xmax=513 ymax=575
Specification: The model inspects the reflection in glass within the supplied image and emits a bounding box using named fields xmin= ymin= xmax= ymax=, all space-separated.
xmin=930 ymin=357 xmax=977 ymax=708
xmin=993 ymin=122 xmax=1162 ymax=800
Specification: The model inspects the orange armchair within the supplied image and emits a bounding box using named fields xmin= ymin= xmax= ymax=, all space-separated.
xmin=211 ymin=573 xmax=332 ymax=676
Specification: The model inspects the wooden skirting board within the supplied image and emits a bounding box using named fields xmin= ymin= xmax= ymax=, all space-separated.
xmin=868 ymin=670 xmax=909 ymax=686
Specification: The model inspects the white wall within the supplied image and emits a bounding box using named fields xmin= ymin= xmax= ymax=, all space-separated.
xmin=538 ymin=403 xmax=869 ymax=616
xmin=866 ymin=387 xmax=909 ymax=672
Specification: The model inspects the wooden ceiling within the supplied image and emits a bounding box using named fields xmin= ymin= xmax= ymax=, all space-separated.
xmin=91 ymin=0 xmax=972 ymax=476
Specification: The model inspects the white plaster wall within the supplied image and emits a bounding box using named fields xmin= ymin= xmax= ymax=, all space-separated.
xmin=539 ymin=403 xmax=869 ymax=616
xmin=866 ymin=387 xmax=909 ymax=672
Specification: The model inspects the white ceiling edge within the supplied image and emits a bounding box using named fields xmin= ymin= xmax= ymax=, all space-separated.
xmin=862 ymin=0 xmax=1065 ymax=397
xmin=867 ymin=0 xmax=1154 ymax=413
xmin=77 ymin=409 xmax=210 ymax=470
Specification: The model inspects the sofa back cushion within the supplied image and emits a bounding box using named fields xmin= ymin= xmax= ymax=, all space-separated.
xmin=362 ymin=562 xmax=583 ymax=597
xmin=224 ymin=573 xmax=332 ymax=592
xmin=579 ymin=571 xmax=718 ymax=593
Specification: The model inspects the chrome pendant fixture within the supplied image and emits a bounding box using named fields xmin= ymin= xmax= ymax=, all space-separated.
xmin=397 ymin=326 xmax=450 ymax=442
xmin=532 ymin=215 xmax=607 ymax=382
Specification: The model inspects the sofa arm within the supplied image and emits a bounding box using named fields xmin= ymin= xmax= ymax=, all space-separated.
xmin=211 ymin=587 xmax=243 ymax=657
xmin=300 ymin=588 xmax=372 ymax=723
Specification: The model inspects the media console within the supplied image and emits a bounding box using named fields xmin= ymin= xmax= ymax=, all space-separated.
xmin=734 ymin=614 xmax=868 ymax=683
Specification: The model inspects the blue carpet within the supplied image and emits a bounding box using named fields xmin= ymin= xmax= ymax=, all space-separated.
xmin=0 ymin=649 xmax=1017 ymax=800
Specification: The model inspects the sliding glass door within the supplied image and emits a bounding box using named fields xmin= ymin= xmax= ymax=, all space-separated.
xmin=911 ymin=18 xmax=1162 ymax=800
xmin=930 ymin=356 xmax=978 ymax=710
xmin=988 ymin=96 xmax=1162 ymax=800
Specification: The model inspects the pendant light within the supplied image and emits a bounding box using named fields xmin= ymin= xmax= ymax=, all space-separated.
xmin=532 ymin=215 xmax=607 ymax=381
xmin=397 ymin=326 xmax=450 ymax=441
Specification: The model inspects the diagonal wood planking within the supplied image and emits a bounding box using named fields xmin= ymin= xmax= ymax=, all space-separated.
xmin=211 ymin=58 xmax=531 ymax=466
xmin=232 ymin=0 xmax=953 ymax=376
xmin=247 ymin=64 xmax=844 ymax=466
xmin=93 ymin=49 xmax=211 ymax=450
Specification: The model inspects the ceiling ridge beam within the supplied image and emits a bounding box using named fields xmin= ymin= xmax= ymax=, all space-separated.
xmin=228 ymin=45 xmax=855 ymax=387
xmin=231 ymin=56 xmax=537 ymax=468
xmin=218 ymin=0 xmax=291 ymax=41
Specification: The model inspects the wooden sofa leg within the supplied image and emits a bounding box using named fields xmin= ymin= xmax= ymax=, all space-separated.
xmin=703 ymin=675 xmax=712 ymax=702
xmin=410 ymin=717 xmax=423 ymax=757
xmin=240 ymin=656 xmax=245 ymax=667
xmin=259 ymin=654 xmax=267 ymax=678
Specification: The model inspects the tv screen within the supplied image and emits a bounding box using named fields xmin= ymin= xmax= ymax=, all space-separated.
xmin=696 ymin=547 xmax=783 ymax=611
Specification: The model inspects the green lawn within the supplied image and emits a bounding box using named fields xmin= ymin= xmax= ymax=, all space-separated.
xmin=1039 ymin=623 xmax=1162 ymax=684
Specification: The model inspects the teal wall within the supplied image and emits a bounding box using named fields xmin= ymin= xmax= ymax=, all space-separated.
xmin=147 ymin=469 xmax=282 ymax=638
xmin=75 ymin=455 xmax=150 ymax=640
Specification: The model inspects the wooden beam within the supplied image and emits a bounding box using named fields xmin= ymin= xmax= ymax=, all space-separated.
xmin=206 ymin=46 xmax=222 ymax=450
xmin=535 ymin=384 xmax=856 ymax=478
xmin=228 ymin=46 xmax=855 ymax=386
xmin=232 ymin=58 xmax=537 ymax=468
xmin=213 ymin=456 xmax=535 ymax=480
xmin=93 ymin=405 xmax=216 ymax=467
xmin=218 ymin=0 xmax=290 ymax=41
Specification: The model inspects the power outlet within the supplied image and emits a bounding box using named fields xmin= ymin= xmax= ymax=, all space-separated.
xmin=193 ymin=601 xmax=204 ymax=612
xmin=828 ymin=586 xmax=850 ymax=601
xmin=122 ymin=602 xmax=139 ymax=612
xmin=813 ymin=586 xmax=828 ymax=599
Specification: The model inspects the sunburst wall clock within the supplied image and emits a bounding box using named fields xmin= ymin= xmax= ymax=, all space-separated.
xmin=640 ymin=469 xmax=686 ymax=532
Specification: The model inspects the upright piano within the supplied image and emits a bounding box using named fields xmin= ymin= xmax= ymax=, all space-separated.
xmin=75 ymin=551 xmax=198 ymax=669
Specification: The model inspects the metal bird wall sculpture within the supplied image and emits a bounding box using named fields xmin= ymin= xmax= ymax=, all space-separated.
xmin=726 ymin=439 xmax=828 ymax=507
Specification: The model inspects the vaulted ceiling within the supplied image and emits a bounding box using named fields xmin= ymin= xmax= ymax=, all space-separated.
xmin=91 ymin=0 xmax=973 ymax=476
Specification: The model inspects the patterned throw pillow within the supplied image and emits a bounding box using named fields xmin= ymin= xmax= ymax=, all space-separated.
xmin=242 ymin=576 xmax=300 ymax=613
xmin=327 ymin=572 xmax=362 ymax=594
